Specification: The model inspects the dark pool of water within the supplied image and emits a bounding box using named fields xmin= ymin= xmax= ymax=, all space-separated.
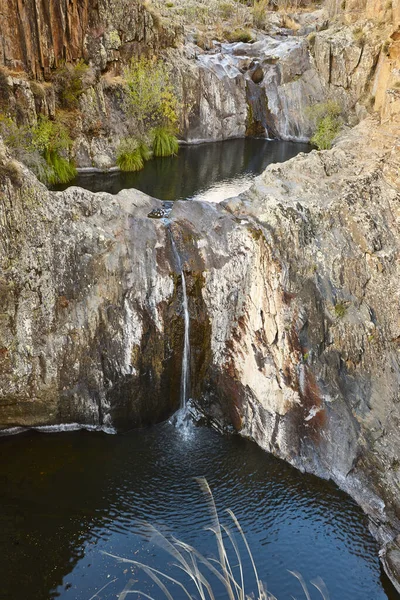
xmin=52 ymin=138 xmax=311 ymax=200
xmin=0 ymin=422 xmax=398 ymax=600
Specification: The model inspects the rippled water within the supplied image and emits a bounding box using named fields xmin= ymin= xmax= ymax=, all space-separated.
xmin=52 ymin=138 xmax=311 ymax=200
xmin=0 ymin=422 xmax=398 ymax=600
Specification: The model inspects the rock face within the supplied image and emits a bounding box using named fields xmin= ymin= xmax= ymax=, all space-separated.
xmin=176 ymin=36 xmax=327 ymax=142
xmin=1 ymin=117 xmax=400 ymax=587
xmin=0 ymin=156 xmax=187 ymax=430
xmin=0 ymin=0 xmax=173 ymax=78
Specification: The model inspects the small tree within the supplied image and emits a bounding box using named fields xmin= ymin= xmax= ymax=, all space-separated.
xmin=122 ymin=56 xmax=180 ymax=164
xmin=308 ymin=101 xmax=342 ymax=150
xmin=124 ymin=56 xmax=178 ymax=136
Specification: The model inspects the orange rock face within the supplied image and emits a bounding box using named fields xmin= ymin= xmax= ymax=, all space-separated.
xmin=0 ymin=0 xmax=90 ymax=78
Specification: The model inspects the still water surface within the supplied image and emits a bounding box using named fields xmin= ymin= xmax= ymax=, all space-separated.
xmin=0 ymin=423 xmax=398 ymax=600
xmin=53 ymin=138 xmax=311 ymax=201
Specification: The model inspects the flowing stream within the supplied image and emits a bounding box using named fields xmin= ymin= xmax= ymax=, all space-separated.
xmin=169 ymin=231 xmax=191 ymax=409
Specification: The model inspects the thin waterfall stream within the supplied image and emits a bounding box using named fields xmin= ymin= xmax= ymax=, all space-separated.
xmin=168 ymin=228 xmax=191 ymax=410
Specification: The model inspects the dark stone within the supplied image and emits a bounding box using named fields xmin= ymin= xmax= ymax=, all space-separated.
xmin=251 ymin=65 xmax=264 ymax=84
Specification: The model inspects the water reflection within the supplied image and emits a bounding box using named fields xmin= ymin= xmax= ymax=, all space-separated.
xmin=0 ymin=424 xmax=398 ymax=600
xmin=52 ymin=139 xmax=311 ymax=201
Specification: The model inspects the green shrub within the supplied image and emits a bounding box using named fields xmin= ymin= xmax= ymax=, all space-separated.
xmin=151 ymin=126 xmax=179 ymax=157
xmin=311 ymin=115 xmax=341 ymax=150
xmin=0 ymin=68 xmax=11 ymax=111
xmin=334 ymin=302 xmax=347 ymax=318
xmin=124 ymin=56 xmax=179 ymax=136
xmin=53 ymin=60 xmax=90 ymax=109
xmin=116 ymin=137 xmax=154 ymax=172
xmin=0 ymin=114 xmax=76 ymax=185
xmin=352 ymin=27 xmax=366 ymax=47
xmin=382 ymin=39 xmax=391 ymax=55
xmin=225 ymin=28 xmax=253 ymax=43
xmin=308 ymin=101 xmax=342 ymax=150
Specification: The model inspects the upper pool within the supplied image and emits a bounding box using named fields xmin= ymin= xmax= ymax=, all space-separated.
xmin=53 ymin=138 xmax=311 ymax=201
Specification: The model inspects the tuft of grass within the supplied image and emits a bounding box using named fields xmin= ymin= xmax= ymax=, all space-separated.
xmin=116 ymin=138 xmax=146 ymax=172
xmin=334 ymin=302 xmax=347 ymax=318
xmin=0 ymin=113 xmax=76 ymax=185
xmin=219 ymin=1 xmax=236 ymax=19
xmin=311 ymin=115 xmax=341 ymax=150
xmin=225 ymin=28 xmax=254 ymax=43
xmin=105 ymin=478 xmax=330 ymax=600
xmin=151 ymin=126 xmax=179 ymax=157
xmin=53 ymin=60 xmax=92 ymax=110
xmin=253 ymin=0 xmax=268 ymax=29
xmin=382 ymin=39 xmax=391 ymax=55
xmin=45 ymin=151 xmax=77 ymax=185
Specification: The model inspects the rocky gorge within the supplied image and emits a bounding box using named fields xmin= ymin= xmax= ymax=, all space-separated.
xmin=1 ymin=0 xmax=400 ymax=594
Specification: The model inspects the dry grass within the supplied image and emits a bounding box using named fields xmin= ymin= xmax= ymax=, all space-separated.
xmin=104 ymin=478 xmax=330 ymax=600
xmin=152 ymin=0 xmax=252 ymax=33
xmin=101 ymin=72 xmax=125 ymax=89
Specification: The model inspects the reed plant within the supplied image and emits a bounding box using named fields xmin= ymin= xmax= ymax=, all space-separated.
xmin=151 ymin=126 xmax=179 ymax=157
xmin=116 ymin=137 xmax=153 ymax=172
xmin=104 ymin=478 xmax=330 ymax=600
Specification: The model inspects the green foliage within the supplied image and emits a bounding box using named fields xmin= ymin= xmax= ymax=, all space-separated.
xmin=225 ymin=28 xmax=253 ymax=42
xmin=219 ymin=1 xmax=235 ymax=18
xmin=311 ymin=115 xmax=341 ymax=150
xmin=334 ymin=302 xmax=347 ymax=318
xmin=116 ymin=137 xmax=153 ymax=172
xmin=45 ymin=151 xmax=77 ymax=185
xmin=0 ymin=114 xmax=76 ymax=185
xmin=382 ymin=39 xmax=391 ymax=55
xmin=151 ymin=126 xmax=179 ymax=157
xmin=124 ymin=56 xmax=179 ymax=136
xmin=53 ymin=60 xmax=90 ymax=109
xmin=308 ymin=101 xmax=342 ymax=150
xmin=0 ymin=68 xmax=11 ymax=111
xmin=31 ymin=116 xmax=72 ymax=155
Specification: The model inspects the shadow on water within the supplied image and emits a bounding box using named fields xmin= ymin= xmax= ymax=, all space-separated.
xmin=0 ymin=424 xmax=399 ymax=600
xmin=52 ymin=138 xmax=311 ymax=200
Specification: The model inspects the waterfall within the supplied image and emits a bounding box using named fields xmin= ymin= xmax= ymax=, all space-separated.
xmin=169 ymin=231 xmax=191 ymax=409
xmin=246 ymin=79 xmax=270 ymax=138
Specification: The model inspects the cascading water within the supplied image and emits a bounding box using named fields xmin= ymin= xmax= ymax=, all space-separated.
xmin=168 ymin=229 xmax=191 ymax=410
xmin=246 ymin=79 xmax=270 ymax=138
